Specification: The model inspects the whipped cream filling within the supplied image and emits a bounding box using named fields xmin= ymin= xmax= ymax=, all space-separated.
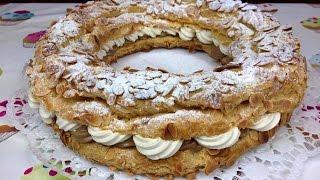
xmin=125 ymin=31 xmax=144 ymax=42
xmin=249 ymin=112 xmax=281 ymax=131
xmin=133 ymin=135 xmax=183 ymax=160
xmin=56 ymin=116 xmax=81 ymax=132
xmin=195 ymin=127 xmax=240 ymax=149
xmin=195 ymin=30 xmax=213 ymax=44
xmin=114 ymin=37 xmax=125 ymax=47
xmin=178 ymin=26 xmax=195 ymax=41
xmin=98 ymin=25 xmax=231 ymax=60
xmin=53 ymin=111 xmax=281 ymax=160
xmin=88 ymin=126 xmax=131 ymax=145
xmin=141 ymin=27 xmax=162 ymax=38
xmin=28 ymin=91 xmax=40 ymax=109
xmin=164 ymin=28 xmax=177 ymax=36
xmin=39 ymin=105 xmax=55 ymax=124
xmin=96 ymin=49 xmax=107 ymax=60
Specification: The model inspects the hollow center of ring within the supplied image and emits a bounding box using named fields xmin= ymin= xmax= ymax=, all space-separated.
xmin=112 ymin=48 xmax=221 ymax=75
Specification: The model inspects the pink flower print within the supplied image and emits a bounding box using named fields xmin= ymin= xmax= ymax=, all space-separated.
xmin=0 ymin=100 xmax=8 ymax=118
xmin=23 ymin=30 xmax=46 ymax=48
xmin=64 ymin=167 xmax=73 ymax=174
xmin=14 ymin=10 xmax=30 ymax=14
xmin=14 ymin=98 xmax=27 ymax=116
xmin=49 ymin=170 xmax=57 ymax=176
xmin=23 ymin=167 xmax=33 ymax=175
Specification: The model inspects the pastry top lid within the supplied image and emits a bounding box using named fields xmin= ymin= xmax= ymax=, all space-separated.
xmin=28 ymin=0 xmax=304 ymax=113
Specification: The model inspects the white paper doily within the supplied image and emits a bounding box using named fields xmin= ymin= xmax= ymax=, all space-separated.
xmin=7 ymin=62 xmax=320 ymax=179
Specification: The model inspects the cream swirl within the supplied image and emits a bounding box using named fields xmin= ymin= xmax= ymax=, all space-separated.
xmin=141 ymin=27 xmax=162 ymax=38
xmin=133 ymin=135 xmax=183 ymax=160
xmin=179 ymin=27 xmax=195 ymax=41
xmin=96 ymin=49 xmax=107 ymax=60
xmin=250 ymin=112 xmax=281 ymax=131
xmin=88 ymin=126 xmax=131 ymax=146
xmin=28 ymin=91 xmax=40 ymax=109
xmin=102 ymin=41 xmax=114 ymax=52
xmin=125 ymin=31 xmax=144 ymax=42
xmin=102 ymin=37 xmax=125 ymax=51
xmin=56 ymin=116 xmax=80 ymax=132
xmin=114 ymin=37 xmax=125 ymax=47
xmin=164 ymin=28 xmax=177 ymax=36
xmin=196 ymin=30 xmax=213 ymax=44
xmin=219 ymin=44 xmax=230 ymax=55
xmin=212 ymin=36 xmax=220 ymax=46
xmin=195 ymin=127 xmax=240 ymax=149
xmin=39 ymin=105 xmax=54 ymax=124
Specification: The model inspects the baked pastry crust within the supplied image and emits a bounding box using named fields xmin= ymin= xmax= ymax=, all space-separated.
xmin=54 ymin=112 xmax=292 ymax=177
xmin=25 ymin=0 xmax=307 ymax=177
xmin=28 ymin=34 xmax=306 ymax=138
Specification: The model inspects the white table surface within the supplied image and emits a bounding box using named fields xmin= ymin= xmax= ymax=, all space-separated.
xmin=0 ymin=3 xmax=319 ymax=180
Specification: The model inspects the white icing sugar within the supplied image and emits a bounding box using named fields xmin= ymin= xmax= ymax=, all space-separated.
xmin=106 ymin=13 xmax=151 ymax=25
xmin=144 ymin=0 xmax=189 ymax=18
xmin=218 ymin=0 xmax=241 ymax=13
xmin=152 ymin=96 xmax=175 ymax=107
xmin=72 ymin=101 xmax=110 ymax=116
xmin=37 ymin=0 xmax=297 ymax=112
xmin=64 ymin=61 xmax=93 ymax=82
xmin=208 ymin=0 xmax=242 ymax=12
xmin=49 ymin=18 xmax=80 ymax=44
xmin=132 ymin=110 xmax=209 ymax=130
xmin=228 ymin=22 xmax=254 ymax=37
xmin=108 ymin=109 xmax=211 ymax=132
xmin=209 ymin=1 xmax=221 ymax=11
xmin=241 ymin=10 xmax=266 ymax=31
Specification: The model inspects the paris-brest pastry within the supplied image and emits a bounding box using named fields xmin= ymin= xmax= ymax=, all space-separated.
xmin=26 ymin=0 xmax=307 ymax=177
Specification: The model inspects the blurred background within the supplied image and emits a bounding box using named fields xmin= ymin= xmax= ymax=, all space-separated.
xmin=0 ymin=0 xmax=319 ymax=3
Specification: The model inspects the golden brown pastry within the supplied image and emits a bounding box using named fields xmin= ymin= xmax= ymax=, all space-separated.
xmin=25 ymin=0 xmax=307 ymax=177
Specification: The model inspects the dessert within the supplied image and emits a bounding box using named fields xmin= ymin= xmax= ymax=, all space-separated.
xmin=25 ymin=0 xmax=307 ymax=177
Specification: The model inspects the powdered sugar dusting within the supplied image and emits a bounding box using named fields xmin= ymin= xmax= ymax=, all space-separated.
xmin=134 ymin=110 xmax=208 ymax=126
xmin=108 ymin=109 xmax=211 ymax=133
xmin=49 ymin=18 xmax=80 ymax=45
xmin=72 ymin=101 xmax=110 ymax=116
xmin=31 ymin=0 xmax=301 ymax=115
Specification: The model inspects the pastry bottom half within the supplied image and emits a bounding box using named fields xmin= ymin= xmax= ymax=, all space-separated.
xmin=52 ymin=112 xmax=292 ymax=178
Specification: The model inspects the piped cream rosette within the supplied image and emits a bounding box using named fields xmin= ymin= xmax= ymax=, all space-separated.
xmin=133 ymin=135 xmax=183 ymax=160
xmin=56 ymin=116 xmax=81 ymax=132
xmin=39 ymin=105 xmax=55 ymax=124
xmin=87 ymin=126 xmax=131 ymax=146
xmin=249 ymin=112 xmax=281 ymax=131
xmin=28 ymin=91 xmax=40 ymax=109
xmin=195 ymin=127 xmax=241 ymax=149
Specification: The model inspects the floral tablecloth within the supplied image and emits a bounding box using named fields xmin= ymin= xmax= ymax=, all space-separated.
xmin=0 ymin=3 xmax=319 ymax=180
